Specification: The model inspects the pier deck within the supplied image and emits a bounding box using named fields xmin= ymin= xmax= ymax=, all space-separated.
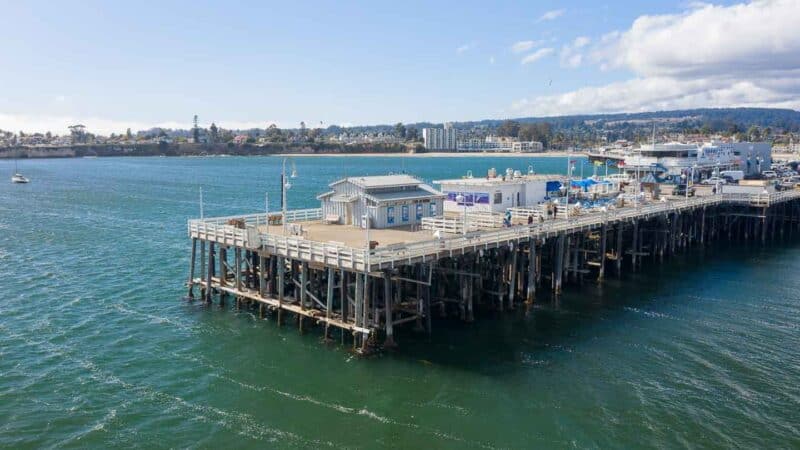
xmin=186 ymin=190 xmax=800 ymax=352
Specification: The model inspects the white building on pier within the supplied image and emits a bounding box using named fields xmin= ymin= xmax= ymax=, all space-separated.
xmin=317 ymin=175 xmax=445 ymax=229
xmin=434 ymin=168 xmax=563 ymax=214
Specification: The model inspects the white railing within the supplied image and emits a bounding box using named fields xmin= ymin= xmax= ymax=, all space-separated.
xmin=467 ymin=212 xmax=505 ymax=229
xmin=283 ymin=208 xmax=323 ymax=223
xmin=260 ymin=233 xmax=368 ymax=270
xmin=421 ymin=217 xmax=474 ymax=234
xmin=189 ymin=191 xmax=800 ymax=270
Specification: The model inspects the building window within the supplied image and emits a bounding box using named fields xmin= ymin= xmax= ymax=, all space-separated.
xmin=416 ymin=203 xmax=423 ymax=220
xmin=494 ymin=192 xmax=502 ymax=204
xmin=387 ymin=206 xmax=395 ymax=224
xmin=402 ymin=205 xmax=409 ymax=222
xmin=430 ymin=202 xmax=437 ymax=216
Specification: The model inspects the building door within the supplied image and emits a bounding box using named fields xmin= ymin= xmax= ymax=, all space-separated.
xmin=346 ymin=202 xmax=353 ymax=225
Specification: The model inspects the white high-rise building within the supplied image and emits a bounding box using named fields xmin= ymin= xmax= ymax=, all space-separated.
xmin=423 ymin=123 xmax=457 ymax=150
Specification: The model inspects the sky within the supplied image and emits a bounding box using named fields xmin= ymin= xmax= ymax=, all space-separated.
xmin=1 ymin=0 xmax=799 ymax=134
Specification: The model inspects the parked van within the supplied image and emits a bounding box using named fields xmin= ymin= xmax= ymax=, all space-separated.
xmin=719 ymin=170 xmax=744 ymax=182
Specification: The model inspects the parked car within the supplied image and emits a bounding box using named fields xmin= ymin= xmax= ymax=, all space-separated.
xmin=762 ymin=170 xmax=778 ymax=179
xmin=719 ymin=170 xmax=744 ymax=182
xmin=702 ymin=176 xmax=727 ymax=185
xmin=672 ymin=184 xmax=695 ymax=197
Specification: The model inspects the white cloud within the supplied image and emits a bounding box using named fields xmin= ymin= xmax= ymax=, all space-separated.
xmin=456 ymin=44 xmax=471 ymax=54
xmin=572 ymin=36 xmax=590 ymax=48
xmin=521 ymin=48 xmax=554 ymax=65
xmin=559 ymin=36 xmax=591 ymax=68
xmin=513 ymin=0 xmax=800 ymax=116
xmin=538 ymin=9 xmax=565 ymax=22
xmin=512 ymin=76 xmax=800 ymax=116
xmin=510 ymin=40 xmax=542 ymax=54
xmin=596 ymin=0 xmax=800 ymax=78
xmin=0 ymin=113 xmax=287 ymax=135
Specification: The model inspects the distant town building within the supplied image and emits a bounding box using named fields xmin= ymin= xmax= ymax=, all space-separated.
xmin=456 ymin=135 xmax=543 ymax=152
xmin=623 ymin=141 xmax=772 ymax=179
xmin=422 ymin=123 xmax=457 ymax=150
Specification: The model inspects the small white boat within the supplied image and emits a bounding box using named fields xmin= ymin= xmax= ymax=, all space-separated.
xmin=11 ymin=173 xmax=30 ymax=183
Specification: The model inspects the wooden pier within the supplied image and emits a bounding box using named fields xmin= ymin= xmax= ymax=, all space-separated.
xmin=185 ymin=190 xmax=800 ymax=353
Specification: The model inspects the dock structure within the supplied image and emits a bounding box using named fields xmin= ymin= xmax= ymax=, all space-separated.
xmin=185 ymin=190 xmax=800 ymax=353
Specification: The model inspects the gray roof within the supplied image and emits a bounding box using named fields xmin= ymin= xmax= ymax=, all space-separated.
xmin=364 ymin=187 xmax=445 ymax=203
xmin=331 ymin=174 xmax=422 ymax=189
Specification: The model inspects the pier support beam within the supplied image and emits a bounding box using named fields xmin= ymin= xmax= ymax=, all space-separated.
xmin=526 ymin=240 xmax=537 ymax=304
xmin=187 ymin=238 xmax=197 ymax=299
xmin=205 ymin=242 xmax=215 ymax=303
xmin=554 ymin=234 xmax=565 ymax=295
xmin=508 ymin=245 xmax=517 ymax=309
xmin=383 ymin=271 xmax=396 ymax=348
xmin=597 ymin=224 xmax=607 ymax=281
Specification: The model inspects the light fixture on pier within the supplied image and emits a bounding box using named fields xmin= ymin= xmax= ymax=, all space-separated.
xmin=455 ymin=193 xmax=467 ymax=234
xmin=291 ymin=161 xmax=298 ymax=178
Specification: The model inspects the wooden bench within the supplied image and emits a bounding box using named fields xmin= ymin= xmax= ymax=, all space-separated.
xmin=324 ymin=214 xmax=340 ymax=224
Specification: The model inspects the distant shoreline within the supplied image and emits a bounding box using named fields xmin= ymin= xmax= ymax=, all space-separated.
xmin=275 ymin=151 xmax=580 ymax=158
xmin=0 ymin=144 xmax=583 ymax=160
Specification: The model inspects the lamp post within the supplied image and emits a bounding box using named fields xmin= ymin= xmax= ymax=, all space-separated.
xmin=199 ymin=186 xmax=204 ymax=219
xmin=361 ymin=195 xmax=376 ymax=250
xmin=565 ymin=155 xmax=572 ymax=220
xmin=455 ymin=193 xmax=467 ymax=234
xmin=687 ymin=164 xmax=696 ymax=200
xmin=265 ymin=192 xmax=270 ymax=234
xmin=281 ymin=158 xmax=293 ymax=232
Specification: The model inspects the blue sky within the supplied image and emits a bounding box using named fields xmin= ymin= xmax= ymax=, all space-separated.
xmin=1 ymin=0 xmax=798 ymax=134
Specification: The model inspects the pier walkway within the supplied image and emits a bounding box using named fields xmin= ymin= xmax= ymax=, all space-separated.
xmin=186 ymin=190 xmax=800 ymax=351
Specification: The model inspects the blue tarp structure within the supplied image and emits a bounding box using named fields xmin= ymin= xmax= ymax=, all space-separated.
xmin=545 ymin=180 xmax=562 ymax=192
xmin=641 ymin=173 xmax=659 ymax=184
xmin=569 ymin=178 xmax=603 ymax=191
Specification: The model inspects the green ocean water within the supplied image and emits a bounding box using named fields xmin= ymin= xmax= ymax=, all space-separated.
xmin=1 ymin=156 xmax=799 ymax=449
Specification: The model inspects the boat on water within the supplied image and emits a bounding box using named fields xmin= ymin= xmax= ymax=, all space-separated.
xmin=11 ymin=173 xmax=29 ymax=183
xmin=10 ymin=159 xmax=30 ymax=183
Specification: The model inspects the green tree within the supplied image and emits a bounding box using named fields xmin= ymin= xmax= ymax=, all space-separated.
xmin=497 ymin=120 xmax=520 ymax=137
xmin=394 ymin=122 xmax=406 ymax=139
xmin=747 ymin=125 xmax=761 ymax=141
xmin=209 ymin=123 xmax=219 ymax=143
xmin=519 ymin=122 xmax=552 ymax=147
xmin=405 ymin=126 xmax=419 ymax=141
xmin=266 ymin=124 xmax=284 ymax=142
xmin=192 ymin=115 xmax=200 ymax=142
